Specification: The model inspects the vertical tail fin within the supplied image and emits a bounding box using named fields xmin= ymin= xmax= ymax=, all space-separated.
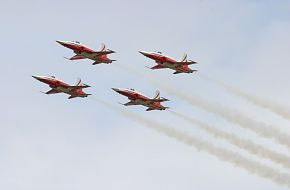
xmin=75 ymin=78 xmax=85 ymax=93
xmin=75 ymin=78 xmax=90 ymax=87
xmin=75 ymin=78 xmax=82 ymax=86
xmin=99 ymin=43 xmax=106 ymax=52
xmin=153 ymin=90 xmax=160 ymax=100
xmin=180 ymin=53 xmax=187 ymax=62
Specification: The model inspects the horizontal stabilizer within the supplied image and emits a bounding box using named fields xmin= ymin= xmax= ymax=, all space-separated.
xmin=175 ymin=60 xmax=198 ymax=65
xmin=147 ymin=97 xmax=169 ymax=102
xmin=173 ymin=70 xmax=198 ymax=74
xmin=68 ymin=93 xmax=91 ymax=99
xmin=90 ymin=50 xmax=116 ymax=56
xmin=173 ymin=71 xmax=182 ymax=74
xmin=92 ymin=61 xmax=101 ymax=65
xmin=59 ymin=84 xmax=90 ymax=89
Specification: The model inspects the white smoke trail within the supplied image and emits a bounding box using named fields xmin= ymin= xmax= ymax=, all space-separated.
xmin=113 ymin=64 xmax=290 ymax=149
xmin=150 ymin=78 xmax=290 ymax=150
xmin=169 ymin=110 xmax=290 ymax=170
xmin=91 ymin=97 xmax=290 ymax=188
xmin=200 ymin=74 xmax=290 ymax=121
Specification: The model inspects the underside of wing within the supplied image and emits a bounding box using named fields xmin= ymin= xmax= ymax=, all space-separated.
xmin=66 ymin=54 xmax=85 ymax=60
xmin=123 ymin=101 xmax=137 ymax=106
xmin=43 ymin=89 xmax=61 ymax=94
xmin=147 ymin=65 xmax=164 ymax=70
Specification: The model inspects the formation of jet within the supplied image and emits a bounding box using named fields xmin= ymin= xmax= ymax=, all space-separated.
xmin=139 ymin=51 xmax=198 ymax=74
xmin=32 ymin=75 xmax=91 ymax=99
xmin=56 ymin=40 xmax=116 ymax=65
xmin=34 ymin=40 xmax=200 ymax=111
xmin=112 ymin=88 xmax=169 ymax=111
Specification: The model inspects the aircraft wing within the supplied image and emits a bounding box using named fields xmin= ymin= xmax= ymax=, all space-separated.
xmin=121 ymin=101 xmax=137 ymax=106
xmin=41 ymin=89 xmax=61 ymax=94
xmin=146 ymin=65 xmax=164 ymax=70
xmin=65 ymin=54 xmax=85 ymax=60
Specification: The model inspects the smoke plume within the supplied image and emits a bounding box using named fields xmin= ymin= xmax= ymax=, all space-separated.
xmin=92 ymin=97 xmax=290 ymax=188
xmin=150 ymin=78 xmax=290 ymax=150
xmin=169 ymin=110 xmax=290 ymax=170
xmin=200 ymin=74 xmax=290 ymax=121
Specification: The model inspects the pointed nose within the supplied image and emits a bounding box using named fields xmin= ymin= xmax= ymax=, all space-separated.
xmin=139 ymin=50 xmax=149 ymax=56
xmin=32 ymin=75 xmax=42 ymax=80
xmin=112 ymin=88 xmax=120 ymax=92
xmin=56 ymin=40 xmax=66 ymax=45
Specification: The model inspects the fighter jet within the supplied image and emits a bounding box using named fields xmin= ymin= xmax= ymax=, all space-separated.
xmin=112 ymin=88 xmax=169 ymax=111
xmin=32 ymin=75 xmax=91 ymax=99
xmin=56 ymin=40 xmax=116 ymax=65
xmin=139 ymin=51 xmax=198 ymax=74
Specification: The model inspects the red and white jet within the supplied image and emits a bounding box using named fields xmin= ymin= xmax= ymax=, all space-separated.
xmin=56 ymin=40 xmax=116 ymax=65
xmin=32 ymin=75 xmax=91 ymax=99
xmin=139 ymin=51 xmax=198 ymax=74
xmin=112 ymin=88 xmax=169 ymax=111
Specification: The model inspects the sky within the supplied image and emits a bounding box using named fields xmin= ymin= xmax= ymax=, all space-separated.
xmin=1 ymin=0 xmax=290 ymax=189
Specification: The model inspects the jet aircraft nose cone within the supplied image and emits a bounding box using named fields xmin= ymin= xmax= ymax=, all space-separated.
xmin=32 ymin=75 xmax=42 ymax=80
xmin=112 ymin=88 xmax=120 ymax=92
xmin=56 ymin=40 xmax=66 ymax=45
xmin=138 ymin=51 xmax=148 ymax=56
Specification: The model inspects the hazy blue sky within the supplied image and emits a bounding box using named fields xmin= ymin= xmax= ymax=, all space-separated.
xmin=1 ymin=0 xmax=290 ymax=190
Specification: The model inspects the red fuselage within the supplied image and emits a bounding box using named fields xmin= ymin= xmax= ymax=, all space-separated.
xmin=139 ymin=51 xmax=193 ymax=73
xmin=33 ymin=76 xmax=87 ymax=97
xmin=141 ymin=51 xmax=176 ymax=63
xmin=57 ymin=40 xmax=112 ymax=63
xmin=112 ymin=88 xmax=166 ymax=110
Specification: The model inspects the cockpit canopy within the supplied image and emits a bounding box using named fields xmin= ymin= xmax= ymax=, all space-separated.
xmin=73 ymin=41 xmax=80 ymax=44
xmin=130 ymin=88 xmax=135 ymax=91
xmin=50 ymin=76 xmax=55 ymax=78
